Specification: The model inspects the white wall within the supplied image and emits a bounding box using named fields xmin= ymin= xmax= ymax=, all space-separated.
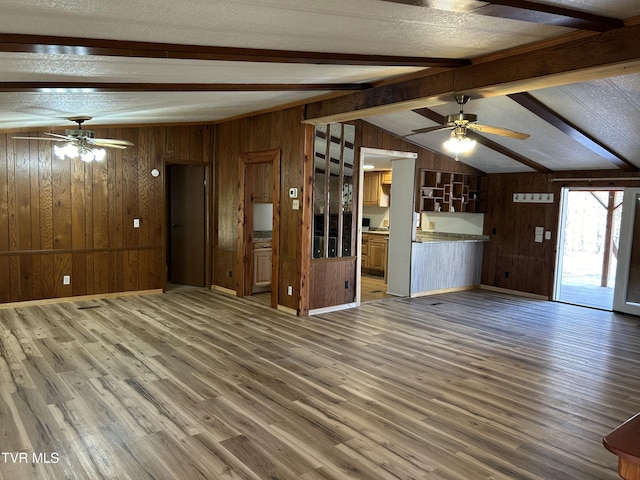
xmin=254 ymin=203 xmax=274 ymax=231
xmin=363 ymin=206 xmax=390 ymax=229
xmin=421 ymin=212 xmax=484 ymax=235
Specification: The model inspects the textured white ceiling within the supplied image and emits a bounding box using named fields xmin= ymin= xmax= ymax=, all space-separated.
xmin=0 ymin=0 xmax=639 ymax=173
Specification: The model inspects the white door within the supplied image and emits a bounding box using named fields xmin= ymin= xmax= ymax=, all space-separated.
xmin=613 ymin=188 xmax=640 ymax=315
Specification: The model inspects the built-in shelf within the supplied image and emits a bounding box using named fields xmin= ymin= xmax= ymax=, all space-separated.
xmin=418 ymin=170 xmax=481 ymax=214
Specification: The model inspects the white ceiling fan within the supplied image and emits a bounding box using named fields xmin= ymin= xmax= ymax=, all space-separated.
xmin=13 ymin=116 xmax=134 ymax=162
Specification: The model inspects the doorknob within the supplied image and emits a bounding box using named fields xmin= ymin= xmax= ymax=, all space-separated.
xmin=171 ymin=223 xmax=179 ymax=228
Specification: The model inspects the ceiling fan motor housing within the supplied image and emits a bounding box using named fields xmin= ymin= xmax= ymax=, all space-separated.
xmin=446 ymin=112 xmax=477 ymax=125
xmin=65 ymin=129 xmax=95 ymax=139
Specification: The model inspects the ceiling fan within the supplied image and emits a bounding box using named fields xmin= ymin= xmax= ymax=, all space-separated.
xmin=12 ymin=116 xmax=134 ymax=162
xmin=405 ymin=95 xmax=531 ymax=140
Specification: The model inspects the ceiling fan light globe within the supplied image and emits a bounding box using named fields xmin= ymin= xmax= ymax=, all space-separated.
xmin=65 ymin=143 xmax=79 ymax=158
xmin=80 ymin=151 xmax=94 ymax=162
xmin=93 ymin=148 xmax=106 ymax=161
xmin=53 ymin=145 xmax=66 ymax=160
xmin=444 ymin=136 xmax=476 ymax=154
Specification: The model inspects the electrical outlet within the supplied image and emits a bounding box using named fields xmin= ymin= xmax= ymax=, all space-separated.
xmin=133 ymin=218 xmax=140 ymax=228
xmin=63 ymin=275 xmax=71 ymax=285
xmin=292 ymin=199 xmax=300 ymax=210
xmin=287 ymin=285 xmax=293 ymax=296
xmin=383 ymin=219 xmax=389 ymax=227
xmin=428 ymin=221 xmax=436 ymax=230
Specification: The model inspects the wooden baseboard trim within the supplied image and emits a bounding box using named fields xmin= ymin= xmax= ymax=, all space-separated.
xmin=309 ymin=302 xmax=357 ymax=316
xmin=410 ymin=285 xmax=478 ymax=298
xmin=0 ymin=289 xmax=163 ymax=310
xmin=211 ymin=285 xmax=237 ymax=296
xmin=277 ymin=305 xmax=298 ymax=316
xmin=480 ymin=284 xmax=549 ymax=300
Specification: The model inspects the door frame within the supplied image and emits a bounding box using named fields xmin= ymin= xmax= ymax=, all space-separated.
xmin=356 ymin=147 xmax=417 ymax=305
xmin=613 ymin=188 xmax=640 ymax=315
xmin=164 ymin=162 xmax=212 ymax=290
xmin=237 ymin=149 xmax=281 ymax=308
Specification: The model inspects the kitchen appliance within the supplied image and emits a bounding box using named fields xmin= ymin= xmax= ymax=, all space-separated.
xmin=362 ymin=217 xmax=370 ymax=231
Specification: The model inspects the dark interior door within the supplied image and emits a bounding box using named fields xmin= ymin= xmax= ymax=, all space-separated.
xmin=168 ymin=165 xmax=205 ymax=287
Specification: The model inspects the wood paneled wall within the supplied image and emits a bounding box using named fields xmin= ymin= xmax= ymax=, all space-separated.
xmin=0 ymin=125 xmax=210 ymax=304
xmin=213 ymin=107 xmax=305 ymax=311
xmin=481 ymin=170 xmax=640 ymax=298
xmin=482 ymin=172 xmax=556 ymax=297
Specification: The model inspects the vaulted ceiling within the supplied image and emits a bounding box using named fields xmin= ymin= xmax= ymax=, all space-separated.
xmin=1 ymin=0 xmax=639 ymax=174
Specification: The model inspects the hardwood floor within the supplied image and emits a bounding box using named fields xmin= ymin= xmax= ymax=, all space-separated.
xmin=0 ymin=288 xmax=637 ymax=479
xmin=360 ymin=273 xmax=393 ymax=303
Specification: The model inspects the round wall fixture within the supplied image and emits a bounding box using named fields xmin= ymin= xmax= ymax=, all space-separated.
xmin=151 ymin=168 xmax=160 ymax=177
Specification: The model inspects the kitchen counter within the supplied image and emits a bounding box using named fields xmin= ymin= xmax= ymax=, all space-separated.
xmin=363 ymin=229 xmax=389 ymax=236
xmin=414 ymin=231 xmax=489 ymax=243
xmin=410 ymin=237 xmax=484 ymax=296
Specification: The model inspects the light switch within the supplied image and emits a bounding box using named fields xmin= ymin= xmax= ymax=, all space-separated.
xmin=63 ymin=275 xmax=71 ymax=285
xmin=545 ymin=231 xmax=552 ymax=240
xmin=133 ymin=218 xmax=140 ymax=228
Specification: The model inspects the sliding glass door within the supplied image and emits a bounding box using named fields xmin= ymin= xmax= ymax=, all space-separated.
xmin=614 ymin=188 xmax=640 ymax=315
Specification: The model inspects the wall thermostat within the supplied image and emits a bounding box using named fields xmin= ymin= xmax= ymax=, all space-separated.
xmin=289 ymin=188 xmax=298 ymax=198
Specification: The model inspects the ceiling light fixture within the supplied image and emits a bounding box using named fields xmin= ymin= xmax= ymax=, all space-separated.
xmin=54 ymin=142 xmax=106 ymax=162
xmin=443 ymin=127 xmax=476 ymax=160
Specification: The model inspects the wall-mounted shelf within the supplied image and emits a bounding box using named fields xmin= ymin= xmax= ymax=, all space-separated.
xmin=418 ymin=170 xmax=481 ymax=214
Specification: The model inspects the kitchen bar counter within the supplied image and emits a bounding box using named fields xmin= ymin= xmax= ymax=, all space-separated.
xmin=410 ymin=233 xmax=486 ymax=296
xmin=414 ymin=231 xmax=489 ymax=243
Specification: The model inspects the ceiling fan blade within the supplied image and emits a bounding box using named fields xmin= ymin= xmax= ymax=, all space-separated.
xmin=91 ymin=138 xmax=134 ymax=147
xmin=43 ymin=132 xmax=75 ymax=140
xmin=96 ymin=143 xmax=129 ymax=150
xmin=12 ymin=136 xmax=67 ymax=142
xmin=403 ymin=125 xmax=451 ymax=137
xmin=467 ymin=123 xmax=530 ymax=140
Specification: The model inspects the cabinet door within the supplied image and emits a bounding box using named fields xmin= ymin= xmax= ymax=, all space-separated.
xmin=368 ymin=240 xmax=387 ymax=272
xmin=361 ymin=235 xmax=369 ymax=269
xmin=363 ymin=172 xmax=380 ymax=206
xmin=381 ymin=171 xmax=392 ymax=185
xmin=253 ymin=248 xmax=272 ymax=286
xmin=363 ymin=172 xmax=390 ymax=207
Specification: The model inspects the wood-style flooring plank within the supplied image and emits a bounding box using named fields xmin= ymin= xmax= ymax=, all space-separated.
xmin=0 ymin=288 xmax=638 ymax=479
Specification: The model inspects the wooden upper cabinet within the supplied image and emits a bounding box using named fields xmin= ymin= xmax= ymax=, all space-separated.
xmin=363 ymin=172 xmax=390 ymax=207
xmin=253 ymin=162 xmax=273 ymax=203
xmin=381 ymin=171 xmax=392 ymax=185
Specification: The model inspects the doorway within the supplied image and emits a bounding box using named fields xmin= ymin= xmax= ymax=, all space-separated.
xmin=356 ymin=147 xmax=417 ymax=305
xmin=555 ymin=188 xmax=622 ymax=310
xmin=237 ymin=149 xmax=280 ymax=309
xmin=166 ymin=164 xmax=207 ymax=289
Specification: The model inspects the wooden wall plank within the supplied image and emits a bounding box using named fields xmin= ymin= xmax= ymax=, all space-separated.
xmin=15 ymin=139 xmax=31 ymax=251
xmin=38 ymin=141 xmax=53 ymax=251
xmin=0 ymin=135 xmax=8 ymax=254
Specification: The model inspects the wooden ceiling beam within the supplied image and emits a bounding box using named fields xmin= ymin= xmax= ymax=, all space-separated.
xmin=0 ymin=33 xmax=469 ymax=68
xmin=375 ymin=0 xmax=624 ymax=31
xmin=477 ymin=1 xmax=625 ymax=32
xmin=412 ymin=107 xmax=551 ymax=173
xmin=304 ymin=23 xmax=640 ymax=123
xmin=0 ymin=81 xmax=372 ymax=93
xmin=508 ymin=92 xmax=636 ymax=171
